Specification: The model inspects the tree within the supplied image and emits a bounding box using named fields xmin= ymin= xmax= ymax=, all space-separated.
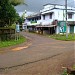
xmin=0 ymin=0 xmax=26 ymax=27
xmin=18 ymin=16 xmax=24 ymax=25
xmin=0 ymin=0 xmax=20 ymax=27
xmin=9 ymin=0 xmax=25 ymax=6
xmin=18 ymin=10 xmax=27 ymax=25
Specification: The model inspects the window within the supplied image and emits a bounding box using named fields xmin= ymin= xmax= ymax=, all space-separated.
xmin=39 ymin=16 xmax=41 ymax=20
xmin=49 ymin=13 xmax=52 ymax=19
xmin=68 ymin=13 xmax=72 ymax=19
xmin=43 ymin=15 xmax=45 ymax=20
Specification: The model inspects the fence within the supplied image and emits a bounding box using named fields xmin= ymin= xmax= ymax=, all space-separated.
xmin=0 ymin=28 xmax=15 ymax=41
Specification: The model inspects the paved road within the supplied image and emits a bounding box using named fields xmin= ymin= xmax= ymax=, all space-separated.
xmin=0 ymin=32 xmax=74 ymax=74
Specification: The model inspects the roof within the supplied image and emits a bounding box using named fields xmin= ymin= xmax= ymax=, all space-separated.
xmin=27 ymin=13 xmax=41 ymax=19
xmin=43 ymin=3 xmax=64 ymax=6
xmin=36 ymin=25 xmax=57 ymax=27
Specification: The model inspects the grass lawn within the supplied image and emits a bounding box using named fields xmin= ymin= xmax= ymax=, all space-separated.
xmin=0 ymin=36 xmax=26 ymax=48
xmin=49 ymin=34 xmax=75 ymax=41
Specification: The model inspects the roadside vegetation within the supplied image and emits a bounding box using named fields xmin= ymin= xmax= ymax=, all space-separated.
xmin=0 ymin=0 xmax=26 ymax=48
xmin=0 ymin=36 xmax=26 ymax=48
xmin=49 ymin=34 xmax=75 ymax=41
xmin=62 ymin=65 xmax=75 ymax=75
xmin=29 ymin=31 xmax=75 ymax=41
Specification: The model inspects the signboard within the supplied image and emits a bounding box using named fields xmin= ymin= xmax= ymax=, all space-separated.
xmin=31 ymin=21 xmax=37 ymax=24
xmin=58 ymin=21 xmax=66 ymax=33
xmin=16 ymin=24 xmax=20 ymax=32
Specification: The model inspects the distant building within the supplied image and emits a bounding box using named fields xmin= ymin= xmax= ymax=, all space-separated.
xmin=26 ymin=13 xmax=41 ymax=26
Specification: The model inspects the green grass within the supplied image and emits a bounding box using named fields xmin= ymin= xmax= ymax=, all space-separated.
xmin=0 ymin=36 xmax=26 ymax=48
xmin=49 ymin=34 xmax=75 ymax=41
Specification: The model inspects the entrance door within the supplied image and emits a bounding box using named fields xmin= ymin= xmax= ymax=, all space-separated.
xmin=70 ymin=25 xmax=74 ymax=33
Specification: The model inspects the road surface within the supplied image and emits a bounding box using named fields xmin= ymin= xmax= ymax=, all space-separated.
xmin=0 ymin=32 xmax=75 ymax=75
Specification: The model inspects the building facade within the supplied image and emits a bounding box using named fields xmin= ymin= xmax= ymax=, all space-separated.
xmin=26 ymin=4 xmax=75 ymax=34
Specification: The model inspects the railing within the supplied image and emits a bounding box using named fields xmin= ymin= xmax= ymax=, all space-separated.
xmin=0 ymin=28 xmax=15 ymax=41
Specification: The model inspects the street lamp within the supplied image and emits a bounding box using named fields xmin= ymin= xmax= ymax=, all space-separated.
xmin=24 ymin=10 xmax=27 ymax=19
xmin=24 ymin=10 xmax=27 ymax=30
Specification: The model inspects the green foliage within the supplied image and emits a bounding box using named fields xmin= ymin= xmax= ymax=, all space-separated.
xmin=0 ymin=0 xmax=20 ymax=27
xmin=9 ymin=0 xmax=25 ymax=6
xmin=18 ymin=17 xmax=25 ymax=25
xmin=62 ymin=69 xmax=67 ymax=75
xmin=18 ymin=11 xmax=27 ymax=25
xmin=10 ymin=23 xmax=16 ymax=29
xmin=0 ymin=6 xmax=1 ymax=9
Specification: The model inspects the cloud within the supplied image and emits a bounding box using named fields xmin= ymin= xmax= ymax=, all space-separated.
xmin=15 ymin=0 xmax=75 ymax=13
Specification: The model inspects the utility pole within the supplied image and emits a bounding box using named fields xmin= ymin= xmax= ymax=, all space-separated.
xmin=65 ymin=0 xmax=68 ymax=38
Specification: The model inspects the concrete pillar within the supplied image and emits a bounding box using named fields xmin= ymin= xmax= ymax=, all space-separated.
xmin=56 ymin=26 xmax=59 ymax=34
xmin=67 ymin=26 xmax=70 ymax=33
xmin=48 ymin=27 xmax=50 ymax=34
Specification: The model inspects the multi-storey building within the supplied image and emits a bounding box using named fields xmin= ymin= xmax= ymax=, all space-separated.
xmin=25 ymin=4 xmax=75 ymax=34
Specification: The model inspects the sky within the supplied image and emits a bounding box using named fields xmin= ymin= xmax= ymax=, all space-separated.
xmin=15 ymin=0 xmax=75 ymax=16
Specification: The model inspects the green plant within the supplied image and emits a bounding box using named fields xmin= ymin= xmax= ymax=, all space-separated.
xmin=0 ymin=36 xmax=26 ymax=48
xmin=62 ymin=69 xmax=67 ymax=75
xmin=49 ymin=34 xmax=75 ymax=41
xmin=73 ymin=65 xmax=75 ymax=69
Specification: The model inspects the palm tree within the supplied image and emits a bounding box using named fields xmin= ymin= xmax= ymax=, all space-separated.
xmin=9 ymin=0 xmax=25 ymax=6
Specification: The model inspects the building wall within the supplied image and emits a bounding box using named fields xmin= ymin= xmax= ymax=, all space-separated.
xmin=41 ymin=14 xmax=53 ymax=25
xmin=41 ymin=10 xmax=55 ymax=25
xmin=54 ymin=10 xmax=65 ymax=21
xmin=41 ymin=4 xmax=75 ymax=22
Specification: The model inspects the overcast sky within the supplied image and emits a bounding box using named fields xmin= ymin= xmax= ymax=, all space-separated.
xmin=15 ymin=0 xmax=75 ymax=15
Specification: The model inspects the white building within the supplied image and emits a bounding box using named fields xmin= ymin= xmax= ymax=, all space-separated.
xmin=26 ymin=13 xmax=41 ymax=26
xmin=40 ymin=4 xmax=75 ymax=34
xmin=26 ymin=4 xmax=75 ymax=34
